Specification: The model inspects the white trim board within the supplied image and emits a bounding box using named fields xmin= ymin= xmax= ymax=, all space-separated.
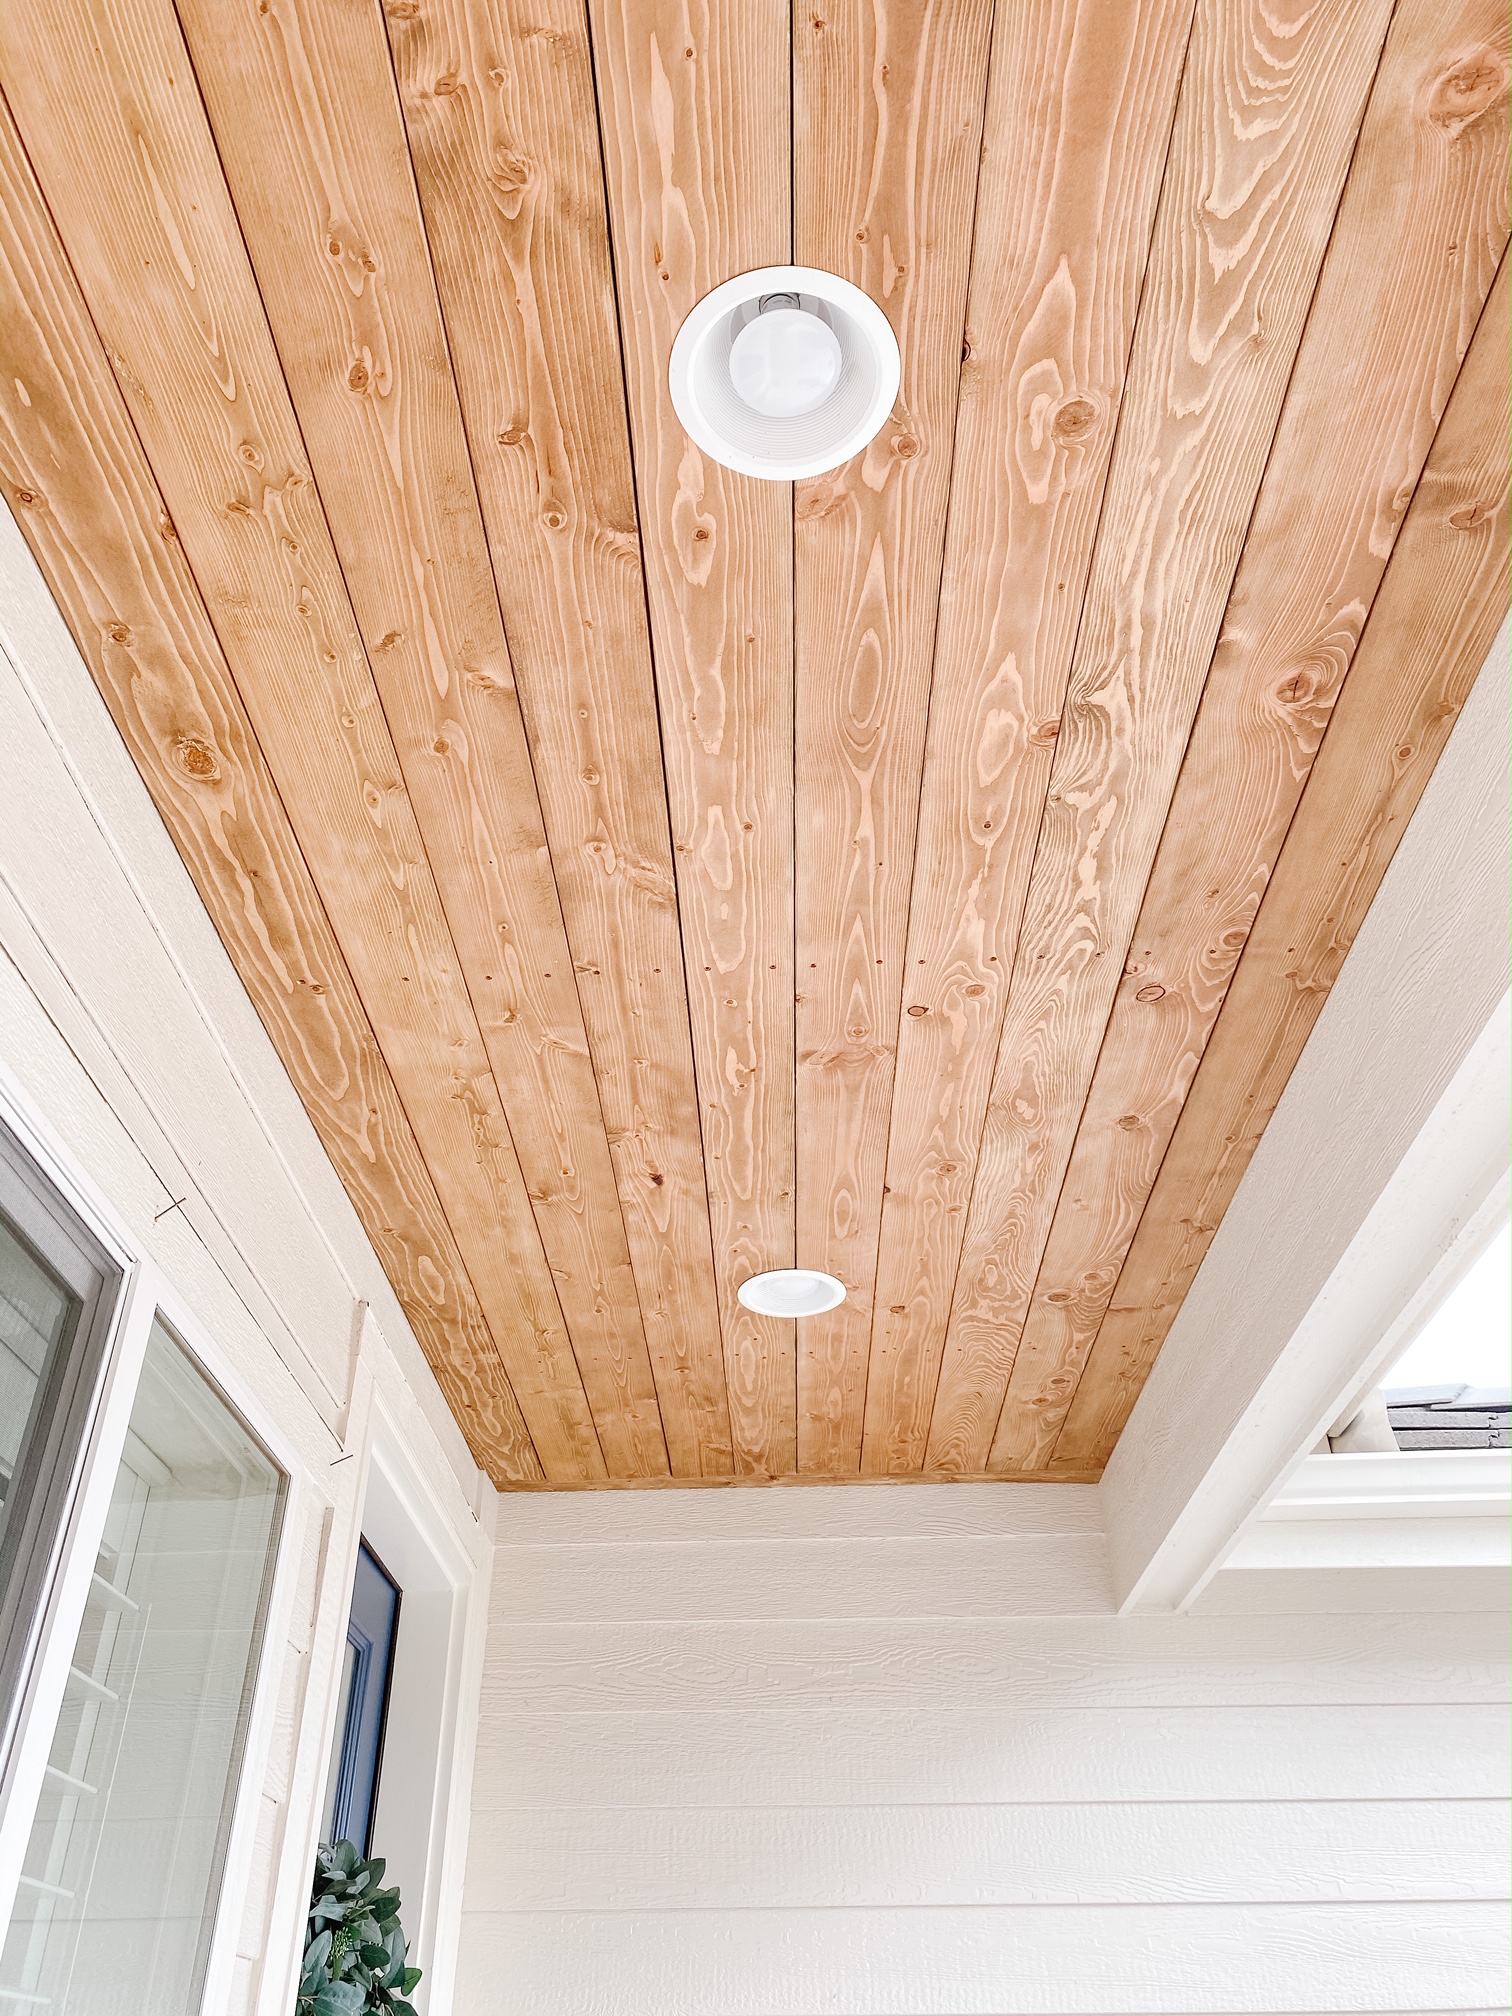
xmin=1103 ymin=620 xmax=1512 ymax=1613
xmin=1227 ymin=1452 xmax=1510 ymax=1577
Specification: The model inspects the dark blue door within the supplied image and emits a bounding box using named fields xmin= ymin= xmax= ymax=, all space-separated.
xmin=320 ymin=1541 xmax=400 ymax=1854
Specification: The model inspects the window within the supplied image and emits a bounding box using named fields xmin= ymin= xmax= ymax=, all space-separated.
xmin=1328 ymin=1214 xmax=1512 ymax=1453
xmin=0 ymin=1317 xmax=285 ymax=2015
xmin=320 ymin=1542 xmax=400 ymax=1855
xmin=0 ymin=1125 xmax=121 ymax=1778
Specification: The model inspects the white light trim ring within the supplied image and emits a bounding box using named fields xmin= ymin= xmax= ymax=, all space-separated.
xmin=736 ymin=1269 xmax=847 ymax=1318
xmin=670 ymin=266 xmax=901 ymax=480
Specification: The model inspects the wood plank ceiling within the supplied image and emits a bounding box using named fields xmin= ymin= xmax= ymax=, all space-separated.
xmin=0 ymin=0 xmax=1506 ymax=1488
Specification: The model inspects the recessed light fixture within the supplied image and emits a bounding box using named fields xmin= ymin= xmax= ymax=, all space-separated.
xmin=736 ymin=1269 xmax=847 ymax=1318
xmin=670 ymin=266 xmax=900 ymax=481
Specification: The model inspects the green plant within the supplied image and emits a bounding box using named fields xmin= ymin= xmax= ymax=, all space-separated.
xmin=296 ymin=1839 xmax=422 ymax=2016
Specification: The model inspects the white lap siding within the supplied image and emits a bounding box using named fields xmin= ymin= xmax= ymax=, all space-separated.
xmin=461 ymin=1485 xmax=1508 ymax=2016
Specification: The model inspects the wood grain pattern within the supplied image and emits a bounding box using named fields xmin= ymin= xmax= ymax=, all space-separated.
xmin=588 ymin=0 xmax=796 ymax=1474
xmin=174 ymin=0 xmax=673 ymax=1478
xmin=993 ymin=0 xmax=1512 ymax=1469
xmin=791 ymin=0 xmax=995 ymax=1474
xmin=857 ymin=0 xmax=1196 ymax=1474
xmin=385 ymin=0 xmax=732 ymax=1479
xmin=0 ymin=0 xmax=605 ymax=1480
xmin=1056 ymin=251 xmax=1512 ymax=1470
xmin=0 ymin=95 xmax=542 ymax=1485
xmin=925 ymin=0 xmax=1397 ymax=1474
xmin=1 ymin=0 xmax=1503 ymax=1488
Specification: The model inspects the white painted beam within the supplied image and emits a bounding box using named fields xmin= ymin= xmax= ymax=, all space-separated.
xmin=1103 ymin=622 xmax=1511 ymax=1612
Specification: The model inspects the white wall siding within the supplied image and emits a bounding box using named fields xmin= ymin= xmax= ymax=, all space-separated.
xmin=463 ymin=1489 xmax=1510 ymax=2015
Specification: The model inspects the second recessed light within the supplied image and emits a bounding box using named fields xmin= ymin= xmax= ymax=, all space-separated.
xmin=736 ymin=1269 xmax=846 ymax=1318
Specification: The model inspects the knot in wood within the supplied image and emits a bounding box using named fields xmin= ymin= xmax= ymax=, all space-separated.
xmin=1052 ymin=398 xmax=1096 ymax=445
xmin=1426 ymin=48 xmax=1509 ymax=136
xmin=1135 ymin=984 xmax=1166 ymax=1003
xmin=172 ymin=734 xmax=220 ymax=782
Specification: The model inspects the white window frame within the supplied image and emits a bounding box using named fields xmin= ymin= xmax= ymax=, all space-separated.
xmin=264 ymin=1323 xmax=492 ymax=2016
xmin=0 ymin=1073 xmax=309 ymax=2015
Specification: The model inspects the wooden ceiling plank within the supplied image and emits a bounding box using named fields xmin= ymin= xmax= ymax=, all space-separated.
xmin=791 ymin=0 xmax=996 ymax=1475
xmin=1055 ymin=252 xmax=1512 ymax=1472
xmin=994 ymin=0 xmax=1512 ymax=1471
xmin=0 ymin=0 xmax=608 ymax=1480
xmin=858 ymin=0 xmax=1197 ymax=1476
xmin=173 ymin=0 xmax=674 ymax=1478
xmin=924 ymin=0 xmax=1398 ymax=1475
xmin=0 ymin=97 xmax=542 ymax=1486
xmin=384 ymin=0 xmax=732 ymax=1479
xmin=587 ymin=0 xmax=796 ymax=1475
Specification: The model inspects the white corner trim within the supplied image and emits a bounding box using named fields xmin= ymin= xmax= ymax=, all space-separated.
xmin=1103 ymin=621 xmax=1511 ymax=1614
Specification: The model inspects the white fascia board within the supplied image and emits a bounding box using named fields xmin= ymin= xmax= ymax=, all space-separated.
xmin=1102 ymin=621 xmax=1511 ymax=1614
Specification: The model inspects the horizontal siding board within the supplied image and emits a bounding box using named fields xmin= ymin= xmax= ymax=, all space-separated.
xmin=457 ymin=1902 xmax=1509 ymax=2013
xmin=466 ymin=1798 xmax=1508 ymax=1908
xmin=465 ymin=1519 xmax=1507 ymax=2013
xmin=1193 ymin=1566 xmax=1512 ymax=1614
xmin=492 ymin=1483 xmax=1104 ymax=1546
xmin=480 ymin=1612 xmax=1510 ymax=1711
xmin=471 ymin=1703 xmax=1511 ymax=1810
xmin=491 ymin=1534 xmax=1112 ymax=1621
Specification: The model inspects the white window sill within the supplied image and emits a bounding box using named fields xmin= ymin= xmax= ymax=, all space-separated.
xmin=1227 ymin=1450 xmax=1511 ymax=1571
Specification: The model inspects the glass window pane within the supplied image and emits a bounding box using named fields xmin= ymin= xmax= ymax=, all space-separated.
xmin=0 ymin=1318 xmax=285 ymax=2016
xmin=0 ymin=1219 xmax=80 ymax=1586
xmin=0 ymin=1133 xmax=120 ymax=1776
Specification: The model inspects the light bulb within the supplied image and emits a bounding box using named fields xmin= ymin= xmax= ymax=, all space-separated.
xmin=728 ymin=304 xmax=842 ymax=419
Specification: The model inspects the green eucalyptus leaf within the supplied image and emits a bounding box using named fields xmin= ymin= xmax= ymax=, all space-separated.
xmin=311 ymin=1986 xmax=365 ymax=2016
xmin=303 ymin=1839 xmax=421 ymax=2016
